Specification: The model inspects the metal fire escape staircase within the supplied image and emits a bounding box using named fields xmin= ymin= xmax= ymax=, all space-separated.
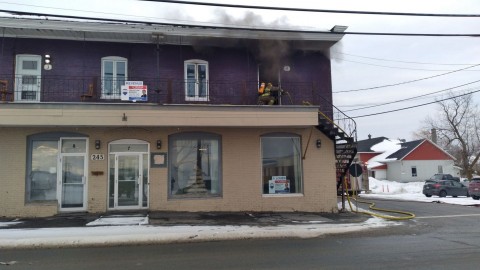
xmin=316 ymin=105 xmax=357 ymax=186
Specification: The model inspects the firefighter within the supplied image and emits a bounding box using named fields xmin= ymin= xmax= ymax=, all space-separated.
xmin=258 ymin=82 xmax=276 ymax=105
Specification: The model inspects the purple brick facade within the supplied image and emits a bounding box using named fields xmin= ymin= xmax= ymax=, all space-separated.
xmin=0 ymin=37 xmax=333 ymax=107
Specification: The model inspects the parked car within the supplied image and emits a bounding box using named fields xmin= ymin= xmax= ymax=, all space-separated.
xmin=427 ymin=174 xmax=460 ymax=182
xmin=468 ymin=177 xmax=480 ymax=200
xmin=423 ymin=180 xmax=469 ymax=198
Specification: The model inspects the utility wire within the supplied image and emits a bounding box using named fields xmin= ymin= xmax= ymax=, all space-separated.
xmin=350 ymin=88 xmax=480 ymax=119
xmin=341 ymin=79 xmax=480 ymax=112
xmin=333 ymin=63 xmax=480 ymax=93
xmin=333 ymin=57 xmax=480 ymax=72
xmin=0 ymin=1 xmax=317 ymax=30
xmin=139 ymin=0 xmax=480 ymax=17
xmin=2 ymin=9 xmax=480 ymax=37
xmin=332 ymin=51 xmax=476 ymax=66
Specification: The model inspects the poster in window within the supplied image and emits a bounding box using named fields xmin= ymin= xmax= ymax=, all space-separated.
xmin=269 ymin=176 xmax=290 ymax=194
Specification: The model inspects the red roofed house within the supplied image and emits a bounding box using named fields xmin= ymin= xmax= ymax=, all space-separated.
xmin=356 ymin=136 xmax=458 ymax=182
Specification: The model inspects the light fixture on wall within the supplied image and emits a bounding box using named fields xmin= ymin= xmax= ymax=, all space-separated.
xmin=156 ymin=140 xmax=162 ymax=149
xmin=316 ymin=139 xmax=322 ymax=149
xmin=95 ymin=140 xmax=101 ymax=150
xmin=44 ymin=54 xmax=52 ymax=70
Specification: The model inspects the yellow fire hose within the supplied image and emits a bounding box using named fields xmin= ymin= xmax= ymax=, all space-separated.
xmin=343 ymin=178 xmax=416 ymax=221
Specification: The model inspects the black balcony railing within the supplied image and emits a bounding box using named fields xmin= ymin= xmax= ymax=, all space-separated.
xmin=0 ymin=75 xmax=345 ymax=119
xmin=0 ymin=75 xmax=330 ymax=102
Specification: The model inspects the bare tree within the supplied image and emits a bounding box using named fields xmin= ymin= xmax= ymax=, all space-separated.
xmin=419 ymin=93 xmax=480 ymax=179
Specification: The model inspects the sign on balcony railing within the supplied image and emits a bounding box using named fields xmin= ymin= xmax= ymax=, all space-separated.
xmin=121 ymin=81 xmax=148 ymax=102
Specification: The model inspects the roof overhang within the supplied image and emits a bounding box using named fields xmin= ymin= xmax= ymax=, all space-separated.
xmin=0 ymin=17 xmax=345 ymax=50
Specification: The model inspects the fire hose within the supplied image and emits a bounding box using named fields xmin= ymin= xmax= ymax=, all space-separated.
xmin=343 ymin=177 xmax=416 ymax=221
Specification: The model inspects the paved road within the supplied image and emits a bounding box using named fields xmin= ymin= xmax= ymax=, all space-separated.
xmin=2 ymin=199 xmax=480 ymax=270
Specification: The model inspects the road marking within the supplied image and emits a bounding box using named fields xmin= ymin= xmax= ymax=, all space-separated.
xmin=416 ymin=213 xmax=480 ymax=219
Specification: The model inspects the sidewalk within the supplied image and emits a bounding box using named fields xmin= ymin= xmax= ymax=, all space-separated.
xmin=0 ymin=211 xmax=394 ymax=249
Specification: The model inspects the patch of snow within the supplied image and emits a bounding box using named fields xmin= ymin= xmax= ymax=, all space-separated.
xmin=86 ymin=215 xmax=149 ymax=226
xmin=0 ymin=221 xmax=23 ymax=228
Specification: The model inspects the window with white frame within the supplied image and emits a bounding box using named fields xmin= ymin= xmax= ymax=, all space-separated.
xmin=438 ymin=165 xmax=443 ymax=173
xmin=184 ymin=59 xmax=209 ymax=101
xmin=101 ymin=56 xmax=127 ymax=99
xmin=261 ymin=133 xmax=303 ymax=194
xmin=26 ymin=132 xmax=87 ymax=203
xmin=411 ymin=166 xmax=417 ymax=177
xmin=168 ymin=132 xmax=221 ymax=198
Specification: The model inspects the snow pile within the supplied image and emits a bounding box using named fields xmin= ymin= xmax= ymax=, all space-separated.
xmin=362 ymin=177 xmax=480 ymax=206
xmin=368 ymin=177 xmax=423 ymax=195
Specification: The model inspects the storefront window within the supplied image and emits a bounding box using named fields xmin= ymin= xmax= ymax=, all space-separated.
xmin=169 ymin=132 xmax=221 ymax=198
xmin=261 ymin=134 xmax=303 ymax=194
xmin=29 ymin=140 xmax=58 ymax=201
xmin=26 ymin=132 xmax=87 ymax=203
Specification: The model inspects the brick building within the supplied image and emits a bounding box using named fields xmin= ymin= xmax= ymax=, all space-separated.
xmin=0 ymin=17 xmax=356 ymax=217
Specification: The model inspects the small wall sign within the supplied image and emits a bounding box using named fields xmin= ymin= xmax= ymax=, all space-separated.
xmin=91 ymin=154 xmax=105 ymax=161
xmin=151 ymin=152 xmax=167 ymax=168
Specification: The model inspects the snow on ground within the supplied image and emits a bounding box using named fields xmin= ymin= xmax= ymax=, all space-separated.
xmin=3 ymin=177 xmax=477 ymax=249
xmin=361 ymin=177 xmax=480 ymax=206
xmin=0 ymin=218 xmax=395 ymax=249
xmin=0 ymin=202 xmax=401 ymax=249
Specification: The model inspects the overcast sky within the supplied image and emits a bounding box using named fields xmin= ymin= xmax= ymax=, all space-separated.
xmin=3 ymin=0 xmax=480 ymax=141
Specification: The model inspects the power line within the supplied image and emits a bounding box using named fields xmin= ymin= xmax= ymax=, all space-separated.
xmin=341 ymin=79 xmax=480 ymax=112
xmin=1 ymin=8 xmax=480 ymax=37
xmin=0 ymin=1 xmax=318 ymax=30
xmin=332 ymin=57 xmax=480 ymax=72
xmin=332 ymin=51 xmax=475 ymax=66
xmin=139 ymin=0 xmax=480 ymax=17
xmin=350 ymin=88 xmax=480 ymax=119
xmin=333 ymin=63 xmax=480 ymax=93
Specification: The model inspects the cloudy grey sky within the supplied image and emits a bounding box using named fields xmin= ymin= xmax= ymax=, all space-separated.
xmin=3 ymin=0 xmax=480 ymax=141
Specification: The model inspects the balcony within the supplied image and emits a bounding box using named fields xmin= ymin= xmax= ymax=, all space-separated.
xmin=0 ymin=75 xmax=334 ymax=114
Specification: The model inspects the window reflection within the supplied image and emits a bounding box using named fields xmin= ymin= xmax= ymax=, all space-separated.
xmin=261 ymin=135 xmax=303 ymax=194
xmin=169 ymin=133 xmax=221 ymax=198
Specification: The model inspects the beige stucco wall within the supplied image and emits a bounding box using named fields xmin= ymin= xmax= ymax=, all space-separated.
xmin=0 ymin=126 xmax=337 ymax=217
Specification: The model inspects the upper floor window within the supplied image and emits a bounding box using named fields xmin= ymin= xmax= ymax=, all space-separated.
xmin=102 ymin=56 xmax=127 ymax=99
xmin=184 ymin=59 xmax=209 ymax=101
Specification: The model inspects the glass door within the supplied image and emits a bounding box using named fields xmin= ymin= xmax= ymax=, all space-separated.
xmin=58 ymin=138 xmax=87 ymax=211
xmin=108 ymin=140 xmax=149 ymax=209
xmin=15 ymin=54 xmax=42 ymax=102
xmin=116 ymin=154 xmax=141 ymax=207
xmin=101 ymin=57 xmax=127 ymax=99
xmin=184 ymin=61 xmax=208 ymax=101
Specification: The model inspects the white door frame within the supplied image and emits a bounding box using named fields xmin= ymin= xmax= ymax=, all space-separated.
xmin=15 ymin=54 xmax=42 ymax=102
xmin=108 ymin=139 xmax=149 ymax=210
xmin=57 ymin=137 xmax=88 ymax=212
